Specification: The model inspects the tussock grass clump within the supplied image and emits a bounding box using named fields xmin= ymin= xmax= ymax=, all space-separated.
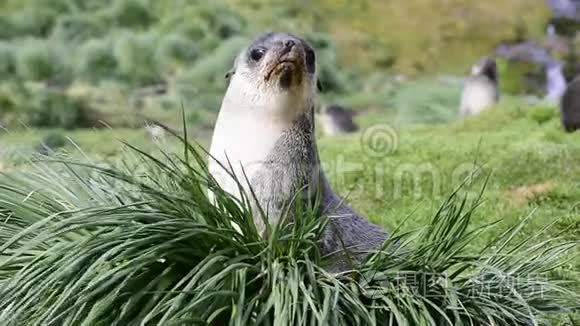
xmin=14 ymin=38 xmax=69 ymax=81
xmin=26 ymin=90 xmax=88 ymax=129
xmin=101 ymin=0 xmax=155 ymax=29
xmin=75 ymin=38 xmax=118 ymax=83
xmin=51 ymin=14 xmax=106 ymax=43
xmin=158 ymin=9 xmax=210 ymax=41
xmin=0 ymin=9 xmax=57 ymax=39
xmin=157 ymin=4 xmax=244 ymax=42
xmin=0 ymin=42 xmax=16 ymax=79
xmin=0 ymin=134 xmax=577 ymax=325
xmin=113 ymin=31 xmax=160 ymax=85
xmin=197 ymin=6 xmax=246 ymax=40
xmin=67 ymin=0 xmax=113 ymax=12
xmin=35 ymin=132 xmax=69 ymax=155
xmin=155 ymin=33 xmax=200 ymax=74
xmin=176 ymin=36 xmax=248 ymax=93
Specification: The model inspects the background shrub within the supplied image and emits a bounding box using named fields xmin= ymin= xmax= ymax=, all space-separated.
xmin=0 ymin=0 xmax=72 ymax=14
xmin=75 ymin=38 xmax=119 ymax=83
xmin=27 ymin=91 xmax=89 ymax=129
xmin=158 ymin=9 xmax=210 ymax=41
xmin=0 ymin=42 xmax=16 ymax=79
xmin=67 ymin=0 xmax=114 ymax=12
xmin=0 ymin=15 xmax=15 ymax=40
xmin=102 ymin=0 xmax=155 ymax=30
xmin=155 ymin=33 xmax=200 ymax=75
xmin=15 ymin=39 xmax=69 ymax=81
xmin=197 ymin=6 xmax=246 ymax=39
xmin=36 ymin=132 xmax=68 ymax=155
xmin=179 ymin=36 xmax=248 ymax=90
xmin=0 ymin=84 xmax=25 ymax=126
xmin=113 ymin=32 xmax=160 ymax=85
xmin=0 ymin=9 xmax=57 ymax=39
xmin=51 ymin=14 xmax=106 ymax=43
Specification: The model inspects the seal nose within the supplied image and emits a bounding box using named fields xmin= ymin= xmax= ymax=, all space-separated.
xmin=279 ymin=39 xmax=296 ymax=56
xmin=284 ymin=40 xmax=295 ymax=50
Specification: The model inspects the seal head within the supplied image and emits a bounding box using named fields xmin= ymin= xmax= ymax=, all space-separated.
xmin=236 ymin=33 xmax=316 ymax=89
xmin=210 ymin=32 xmax=320 ymax=218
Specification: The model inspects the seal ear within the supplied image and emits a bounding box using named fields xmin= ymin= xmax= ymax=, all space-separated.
xmin=316 ymin=79 xmax=323 ymax=93
xmin=225 ymin=54 xmax=241 ymax=85
xmin=224 ymin=69 xmax=235 ymax=87
xmin=225 ymin=69 xmax=235 ymax=82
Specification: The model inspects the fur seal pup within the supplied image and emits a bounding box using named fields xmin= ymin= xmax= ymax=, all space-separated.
xmin=459 ymin=57 xmax=499 ymax=117
xmin=319 ymin=104 xmax=359 ymax=135
xmin=560 ymin=76 xmax=580 ymax=132
xmin=208 ymin=32 xmax=387 ymax=267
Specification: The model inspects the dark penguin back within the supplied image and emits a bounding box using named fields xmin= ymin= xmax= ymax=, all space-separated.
xmin=326 ymin=105 xmax=358 ymax=132
xmin=561 ymin=77 xmax=580 ymax=132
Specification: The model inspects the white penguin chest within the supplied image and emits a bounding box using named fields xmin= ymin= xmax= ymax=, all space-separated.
xmin=461 ymin=78 xmax=497 ymax=114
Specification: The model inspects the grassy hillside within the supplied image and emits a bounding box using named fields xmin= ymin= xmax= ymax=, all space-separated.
xmin=290 ymin=0 xmax=550 ymax=73
xmin=0 ymin=0 xmax=552 ymax=131
xmin=0 ymin=0 xmax=550 ymax=74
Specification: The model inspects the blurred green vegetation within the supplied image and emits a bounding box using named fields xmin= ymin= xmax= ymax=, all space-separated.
xmin=497 ymin=58 xmax=545 ymax=96
xmin=0 ymin=0 xmax=552 ymax=130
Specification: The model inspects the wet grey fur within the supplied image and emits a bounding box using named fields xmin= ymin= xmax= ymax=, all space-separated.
xmin=250 ymin=108 xmax=388 ymax=269
xmin=560 ymin=76 xmax=580 ymax=132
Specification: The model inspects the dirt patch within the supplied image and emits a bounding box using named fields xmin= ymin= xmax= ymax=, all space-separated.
xmin=507 ymin=181 xmax=555 ymax=205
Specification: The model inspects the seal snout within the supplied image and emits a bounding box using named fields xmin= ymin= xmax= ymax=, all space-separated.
xmin=264 ymin=38 xmax=306 ymax=88
xmin=280 ymin=39 xmax=296 ymax=57
xmin=242 ymin=32 xmax=316 ymax=90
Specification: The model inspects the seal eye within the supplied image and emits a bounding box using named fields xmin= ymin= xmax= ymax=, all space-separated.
xmin=305 ymin=48 xmax=315 ymax=71
xmin=250 ymin=48 xmax=265 ymax=62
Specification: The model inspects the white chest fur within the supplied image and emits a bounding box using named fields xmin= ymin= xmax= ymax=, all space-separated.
xmin=209 ymin=112 xmax=286 ymax=198
xmin=208 ymin=78 xmax=309 ymax=200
